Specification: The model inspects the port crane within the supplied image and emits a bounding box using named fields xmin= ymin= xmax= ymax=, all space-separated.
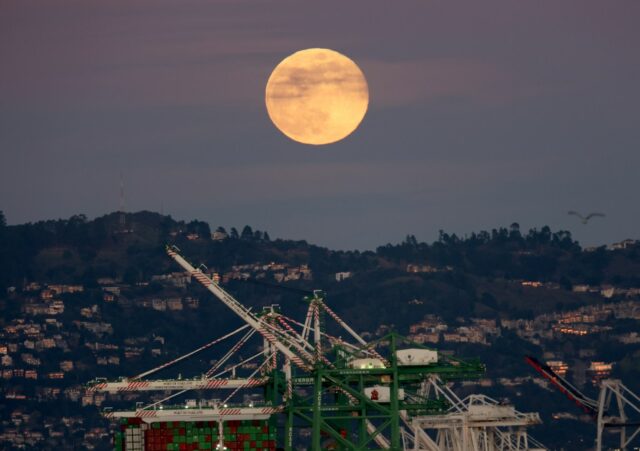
xmin=90 ymin=245 xmax=546 ymax=450
xmin=526 ymin=355 xmax=640 ymax=451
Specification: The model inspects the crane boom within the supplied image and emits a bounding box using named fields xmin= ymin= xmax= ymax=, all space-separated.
xmin=104 ymin=405 xmax=283 ymax=422
xmin=88 ymin=377 xmax=268 ymax=393
xmin=525 ymin=355 xmax=598 ymax=415
xmin=166 ymin=246 xmax=312 ymax=371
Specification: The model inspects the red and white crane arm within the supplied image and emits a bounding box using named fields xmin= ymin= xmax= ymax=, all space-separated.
xmin=318 ymin=300 xmax=388 ymax=365
xmin=166 ymin=246 xmax=312 ymax=371
xmin=88 ymin=377 xmax=268 ymax=393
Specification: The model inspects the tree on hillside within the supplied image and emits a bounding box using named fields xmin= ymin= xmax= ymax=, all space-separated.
xmin=405 ymin=235 xmax=418 ymax=247
xmin=509 ymin=222 xmax=521 ymax=240
xmin=241 ymin=225 xmax=253 ymax=240
xmin=526 ymin=226 xmax=552 ymax=246
xmin=187 ymin=220 xmax=211 ymax=239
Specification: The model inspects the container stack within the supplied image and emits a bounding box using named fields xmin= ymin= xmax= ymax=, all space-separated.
xmin=114 ymin=418 xmax=145 ymax=451
xmin=145 ymin=421 xmax=216 ymax=451
xmin=113 ymin=430 xmax=124 ymax=451
xmin=222 ymin=420 xmax=276 ymax=451
xmin=115 ymin=419 xmax=276 ymax=451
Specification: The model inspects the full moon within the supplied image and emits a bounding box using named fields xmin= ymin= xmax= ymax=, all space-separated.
xmin=265 ymin=48 xmax=369 ymax=146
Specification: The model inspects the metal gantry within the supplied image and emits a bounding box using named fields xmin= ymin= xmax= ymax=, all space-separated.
xmin=89 ymin=245 xmax=546 ymax=451
xmin=526 ymin=355 xmax=640 ymax=451
xmin=596 ymin=379 xmax=640 ymax=451
xmin=402 ymin=377 xmax=545 ymax=451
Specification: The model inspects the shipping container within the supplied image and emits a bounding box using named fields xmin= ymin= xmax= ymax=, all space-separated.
xmin=114 ymin=419 xmax=275 ymax=451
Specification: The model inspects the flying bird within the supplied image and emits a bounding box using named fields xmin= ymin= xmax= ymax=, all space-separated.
xmin=568 ymin=211 xmax=606 ymax=225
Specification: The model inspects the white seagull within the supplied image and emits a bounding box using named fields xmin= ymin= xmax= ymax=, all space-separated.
xmin=568 ymin=211 xmax=606 ymax=225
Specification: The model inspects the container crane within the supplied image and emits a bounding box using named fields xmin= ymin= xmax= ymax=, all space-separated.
xmin=91 ymin=246 xmax=544 ymax=451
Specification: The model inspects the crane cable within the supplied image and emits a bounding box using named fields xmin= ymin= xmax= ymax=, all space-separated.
xmin=131 ymin=324 xmax=251 ymax=381
xmin=205 ymin=328 xmax=257 ymax=378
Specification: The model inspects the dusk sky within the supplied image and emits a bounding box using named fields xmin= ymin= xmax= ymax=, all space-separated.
xmin=1 ymin=1 xmax=639 ymax=249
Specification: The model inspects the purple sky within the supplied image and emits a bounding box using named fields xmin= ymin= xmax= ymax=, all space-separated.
xmin=1 ymin=1 xmax=639 ymax=249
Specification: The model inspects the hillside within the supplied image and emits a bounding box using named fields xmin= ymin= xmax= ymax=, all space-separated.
xmin=1 ymin=211 xmax=639 ymax=450
xmin=1 ymin=211 xmax=639 ymax=326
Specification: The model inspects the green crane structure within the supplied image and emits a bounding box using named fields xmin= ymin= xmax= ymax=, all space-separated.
xmin=90 ymin=246 xmax=543 ymax=451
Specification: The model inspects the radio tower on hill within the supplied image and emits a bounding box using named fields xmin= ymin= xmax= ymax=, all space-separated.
xmin=118 ymin=173 xmax=131 ymax=233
